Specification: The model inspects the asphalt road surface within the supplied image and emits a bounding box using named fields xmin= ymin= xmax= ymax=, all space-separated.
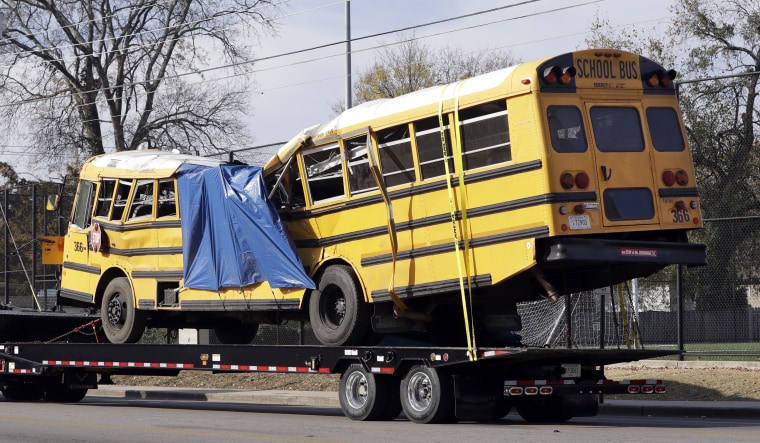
xmin=1 ymin=397 xmax=760 ymax=443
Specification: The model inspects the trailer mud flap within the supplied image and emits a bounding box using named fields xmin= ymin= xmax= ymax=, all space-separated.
xmin=452 ymin=375 xmax=501 ymax=420
xmin=64 ymin=371 xmax=98 ymax=390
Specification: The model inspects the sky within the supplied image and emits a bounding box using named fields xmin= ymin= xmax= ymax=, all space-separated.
xmin=243 ymin=0 xmax=676 ymax=154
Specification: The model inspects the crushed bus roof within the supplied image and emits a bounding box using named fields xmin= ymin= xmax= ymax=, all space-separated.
xmin=83 ymin=150 xmax=227 ymax=179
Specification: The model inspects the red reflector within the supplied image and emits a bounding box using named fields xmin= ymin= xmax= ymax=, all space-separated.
xmin=575 ymin=172 xmax=590 ymax=189
xmin=521 ymin=78 xmax=531 ymax=85
xmin=524 ymin=387 xmax=539 ymax=395
xmin=539 ymin=386 xmax=553 ymax=395
xmin=560 ymin=172 xmax=575 ymax=189
xmin=662 ymin=170 xmax=676 ymax=186
xmin=628 ymin=385 xmax=640 ymax=394
xmin=561 ymin=224 xmax=568 ymax=232
xmin=693 ymin=217 xmax=700 ymax=225
xmin=675 ymin=169 xmax=689 ymax=186
xmin=508 ymin=387 xmax=524 ymax=396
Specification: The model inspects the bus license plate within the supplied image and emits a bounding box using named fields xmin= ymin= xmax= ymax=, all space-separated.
xmin=568 ymin=215 xmax=590 ymax=230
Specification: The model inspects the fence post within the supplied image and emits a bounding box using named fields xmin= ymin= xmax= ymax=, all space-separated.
xmin=3 ymin=189 xmax=7 ymax=305
xmin=677 ymin=264 xmax=684 ymax=360
xmin=32 ymin=184 xmax=37 ymax=308
xmin=599 ymin=289 xmax=605 ymax=349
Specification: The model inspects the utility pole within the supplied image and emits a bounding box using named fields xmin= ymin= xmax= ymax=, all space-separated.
xmin=345 ymin=0 xmax=352 ymax=110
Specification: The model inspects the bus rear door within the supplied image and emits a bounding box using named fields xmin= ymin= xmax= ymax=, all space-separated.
xmin=585 ymin=102 xmax=660 ymax=228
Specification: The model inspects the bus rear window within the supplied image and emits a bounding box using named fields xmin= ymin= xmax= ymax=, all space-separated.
xmin=647 ymin=107 xmax=685 ymax=152
xmin=602 ymin=188 xmax=655 ymax=221
xmin=590 ymin=107 xmax=644 ymax=152
xmin=547 ymin=106 xmax=587 ymax=153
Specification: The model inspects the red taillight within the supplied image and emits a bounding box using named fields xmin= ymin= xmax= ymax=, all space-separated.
xmin=575 ymin=172 xmax=589 ymax=189
xmin=560 ymin=172 xmax=575 ymax=189
xmin=543 ymin=66 xmax=576 ymax=85
xmin=574 ymin=204 xmax=585 ymax=214
xmin=675 ymin=169 xmax=689 ymax=186
xmin=662 ymin=170 xmax=676 ymax=186
xmin=543 ymin=66 xmax=559 ymax=84
xmin=645 ymin=69 xmax=678 ymax=88
xmin=628 ymin=385 xmax=640 ymax=394
xmin=675 ymin=200 xmax=686 ymax=210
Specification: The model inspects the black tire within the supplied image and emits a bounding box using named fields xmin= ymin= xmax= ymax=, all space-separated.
xmin=516 ymin=397 xmax=572 ymax=423
xmin=1 ymin=384 xmax=43 ymax=401
xmin=42 ymin=385 xmax=88 ymax=403
xmin=309 ymin=265 xmax=371 ymax=346
xmin=339 ymin=364 xmax=392 ymax=421
xmin=400 ymin=365 xmax=454 ymax=424
xmin=213 ymin=322 xmax=260 ymax=344
xmin=100 ymin=277 xmax=146 ymax=344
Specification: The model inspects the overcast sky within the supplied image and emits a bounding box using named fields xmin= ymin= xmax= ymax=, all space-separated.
xmin=244 ymin=0 xmax=676 ymax=151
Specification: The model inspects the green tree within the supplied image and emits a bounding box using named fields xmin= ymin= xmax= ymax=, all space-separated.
xmin=0 ymin=0 xmax=280 ymax=166
xmin=586 ymin=1 xmax=760 ymax=311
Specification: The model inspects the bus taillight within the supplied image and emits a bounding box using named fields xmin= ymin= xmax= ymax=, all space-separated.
xmin=662 ymin=170 xmax=676 ymax=186
xmin=675 ymin=169 xmax=689 ymax=186
xmin=575 ymin=172 xmax=589 ymax=189
xmin=542 ymin=66 xmax=576 ymax=85
xmin=560 ymin=172 xmax=575 ymax=189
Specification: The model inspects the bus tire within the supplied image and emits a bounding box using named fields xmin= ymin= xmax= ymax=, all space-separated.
xmin=339 ymin=364 xmax=391 ymax=421
xmin=400 ymin=365 xmax=454 ymax=424
xmin=309 ymin=265 xmax=371 ymax=346
xmin=213 ymin=322 xmax=259 ymax=344
xmin=101 ymin=277 xmax=146 ymax=344
xmin=42 ymin=385 xmax=88 ymax=403
xmin=1 ymin=383 xmax=43 ymax=401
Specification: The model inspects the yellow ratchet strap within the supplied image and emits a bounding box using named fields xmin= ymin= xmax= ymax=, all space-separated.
xmin=365 ymin=132 xmax=411 ymax=317
xmin=438 ymin=85 xmax=477 ymax=361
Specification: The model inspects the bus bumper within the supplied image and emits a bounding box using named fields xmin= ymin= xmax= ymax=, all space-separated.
xmin=541 ymin=237 xmax=707 ymax=266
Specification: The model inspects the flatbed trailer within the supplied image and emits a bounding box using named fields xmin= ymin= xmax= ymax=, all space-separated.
xmin=0 ymin=341 xmax=676 ymax=423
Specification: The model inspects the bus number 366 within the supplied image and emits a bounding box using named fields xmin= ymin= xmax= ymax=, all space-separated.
xmin=671 ymin=209 xmax=690 ymax=223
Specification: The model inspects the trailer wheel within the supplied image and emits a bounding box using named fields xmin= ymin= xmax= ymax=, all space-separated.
xmin=516 ymin=397 xmax=572 ymax=422
xmin=309 ymin=265 xmax=371 ymax=346
xmin=101 ymin=277 xmax=146 ymax=344
xmin=1 ymin=384 xmax=43 ymax=401
xmin=339 ymin=364 xmax=394 ymax=421
xmin=400 ymin=365 xmax=454 ymax=424
xmin=42 ymin=385 xmax=88 ymax=403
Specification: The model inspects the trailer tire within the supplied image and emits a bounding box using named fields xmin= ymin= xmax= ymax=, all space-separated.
xmin=1 ymin=384 xmax=43 ymax=401
xmin=339 ymin=363 xmax=393 ymax=421
xmin=43 ymin=385 xmax=88 ymax=403
xmin=309 ymin=265 xmax=371 ymax=346
xmin=400 ymin=365 xmax=454 ymax=424
xmin=101 ymin=277 xmax=146 ymax=344
xmin=517 ymin=397 xmax=572 ymax=422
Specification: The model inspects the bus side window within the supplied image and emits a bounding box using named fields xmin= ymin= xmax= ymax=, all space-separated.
xmin=416 ymin=115 xmax=454 ymax=180
xmin=128 ymin=180 xmax=155 ymax=221
xmin=459 ymin=100 xmax=511 ymax=170
xmin=344 ymin=134 xmax=376 ymax=195
xmin=303 ymin=144 xmax=345 ymax=205
xmin=547 ymin=106 xmax=587 ymax=153
xmin=377 ymin=124 xmax=415 ymax=187
xmin=110 ymin=180 xmax=133 ymax=221
xmin=94 ymin=179 xmax=116 ymax=218
xmin=71 ymin=180 xmax=97 ymax=229
xmin=157 ymin=179 xmax=178 ymax=218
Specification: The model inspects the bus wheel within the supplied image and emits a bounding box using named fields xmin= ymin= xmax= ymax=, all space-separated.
xmin=400 ymin=365 xmax=454 ymax=424
xmin=213 ymin=322 xmax=259 ymax=344
xmin=101 ymin=277 xmax=146 ymax=344
xmin=309 ymin=265 xmax=371 ymax=346
xmin=1 ymin=383 xmax=43 ymax=401
xmin=339 ymin=363 xmax=394 ymax=421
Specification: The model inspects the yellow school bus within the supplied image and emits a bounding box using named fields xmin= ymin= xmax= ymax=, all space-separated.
xmin=263 ymin=48 xmax=706 ymax=347
xmin=50 ymin=151 xmax=313 ymax=343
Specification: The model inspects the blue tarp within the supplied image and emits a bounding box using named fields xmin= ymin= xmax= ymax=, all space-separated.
xmin=177 ymin=163 xmax=315 ymax=291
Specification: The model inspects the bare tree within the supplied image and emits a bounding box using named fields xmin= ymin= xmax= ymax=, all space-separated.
xmin=0 ymin=0 xmax=280 ymax=167
xmin=348 ymin=36 xmax=519 ymax=107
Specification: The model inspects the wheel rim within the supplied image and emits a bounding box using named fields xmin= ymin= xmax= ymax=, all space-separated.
xmin=319 ymin=285 xmax=346 ymax=329
xmin=106 ymin=293 xmax=126 ymax=330
xmin=405 ymin=372 xmax=432 ymax=413
xmin=344 ymin=371 xmax=369 ymax=410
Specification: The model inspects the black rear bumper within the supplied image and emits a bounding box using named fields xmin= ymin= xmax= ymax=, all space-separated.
xmin=541 ymin=237 xmax=707 ymax=266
